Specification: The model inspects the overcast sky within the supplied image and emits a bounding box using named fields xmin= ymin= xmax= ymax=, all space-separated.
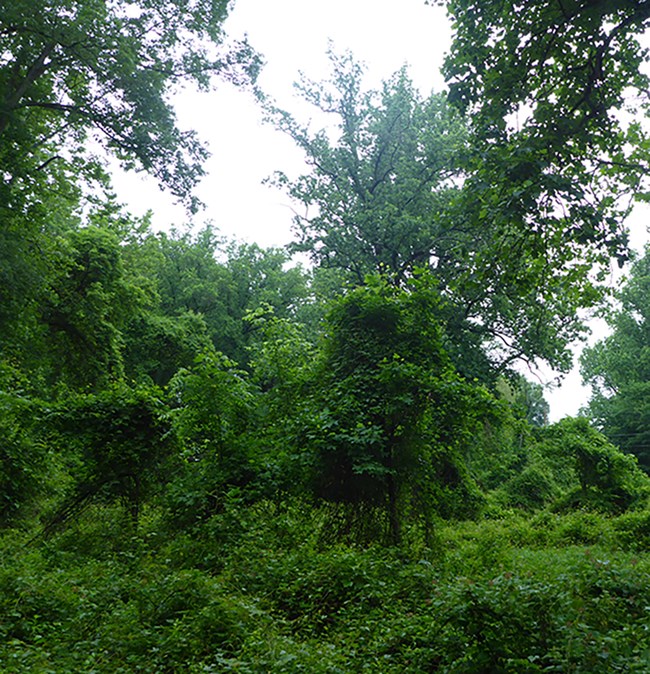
xmin=110 ymin=0 xmax=649 ymax=423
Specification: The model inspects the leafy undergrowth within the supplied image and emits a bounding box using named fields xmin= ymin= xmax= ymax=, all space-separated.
xmin=2 ymin=504 xmax=650 ymax=673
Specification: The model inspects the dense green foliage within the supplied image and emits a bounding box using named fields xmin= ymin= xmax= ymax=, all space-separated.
xmin=2 ymin=0 xmax=650 ymax=671
xmin=0 ymin=0 xmax=260 ymax=206
xmin=582 ymin=247 xmax=650 ymax=470
xmin=3 ymin=503 xmax=650 ymax=672
xmin=267 ymin=48 xmax=636 ymax=379
xmin=441 ymin=0 xmax=647 ymax=265
xmin=299 ymin=277 xmax=488 ymax=543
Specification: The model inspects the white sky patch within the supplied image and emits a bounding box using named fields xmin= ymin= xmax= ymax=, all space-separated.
xmin=110 ymin=0 xmax=451 ymax=243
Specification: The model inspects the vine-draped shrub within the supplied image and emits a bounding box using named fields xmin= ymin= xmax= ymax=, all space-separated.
xmin=299 ymin=276 xmax=492 ymax=543
xmin=44 ymin=383 xmax=175 ymax=526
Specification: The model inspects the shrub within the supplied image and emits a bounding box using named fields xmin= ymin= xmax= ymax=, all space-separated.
xmin=0 ymin=393 xmax=47 ymax=526
xmin=43 ymin=383 xmax=176 ymax=529
xmin=498 ymin=464 xmax=560 ymax=511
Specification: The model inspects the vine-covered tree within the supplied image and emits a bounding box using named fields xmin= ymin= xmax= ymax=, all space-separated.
xmin=300 ymin=275 xmax=488 ymax=544
xmin=44 ymin=383 xmax=176 ymax=527
xmin=41 ymin=226 xmax=146 ymax=392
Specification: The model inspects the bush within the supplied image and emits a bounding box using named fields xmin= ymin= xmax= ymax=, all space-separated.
xmin=43 ymin=383 xmax=176 ymax=529
xmin=489 ymin=418 xmax=650 ymax=515
xmin=498 ymin=464 xmax=560 ymax=511
xmin=613 ymin=508 xmax=650 ymax=551
xmin=0 ymin=393 xmax=47 ymax=526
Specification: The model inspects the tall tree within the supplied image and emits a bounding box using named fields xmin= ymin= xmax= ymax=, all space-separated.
xmin=581 ymin=248 xmax=650 ymax=470
xmin=266 ymin=50 xmax=611 ymax=377
xmin=267 ymin=49 xmax=467 ymax=286
xmin=440 ymin=0 xmax=647 ymax=277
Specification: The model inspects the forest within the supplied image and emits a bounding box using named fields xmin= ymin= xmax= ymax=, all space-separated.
xmin=2 ymin=1 xmax=650 ymax=671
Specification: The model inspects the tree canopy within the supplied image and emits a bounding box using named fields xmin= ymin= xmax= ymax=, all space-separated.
xmin=582 ymin=248 xmax=650 ymax=470
xmin=441 ymin=0 xmax=650 ymax=256
xmin=267 ymin=50 xmax=467 ymax=286
xmin=0 ymin=0 xmax=260 ymax=207
xmin=437 ymin=0 xmax=650 ymax=375
xmin=266 ymin=49 xmax=625 ymax=377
